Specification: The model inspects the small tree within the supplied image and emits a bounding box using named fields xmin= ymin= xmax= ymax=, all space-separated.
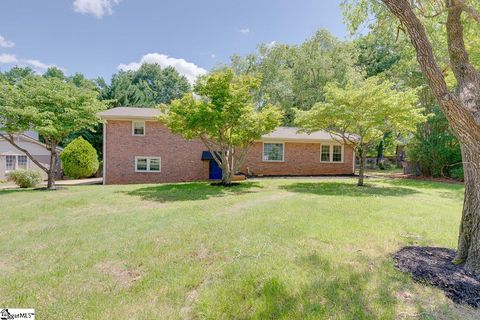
xmin=61 ymin=137 xmax=99 ymax=179
xmin=0 ymin=76 xmax=106 ymax=189
xmin=296 ymin=76 xmax=424 ymax=186
xmin=161 ymin=69 xmax=282 ymax=185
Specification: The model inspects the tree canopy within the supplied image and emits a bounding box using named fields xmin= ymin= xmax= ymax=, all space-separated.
xmin=0 ymin=75 xmax=106 ymax=189
xmin=230 ymin=29 xmax=359 ymax=124
xmin=161 ymin=69 xmax=282 ymax=185
xmin=296 ymin=76 xmax=424 ymax=186
xmin=108 ymin=63 xmax=191 ymax=107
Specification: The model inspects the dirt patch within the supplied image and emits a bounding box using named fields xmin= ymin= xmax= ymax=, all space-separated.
xmin=393 ymin=246 xmax=480 ymax=307
xmin=180 ymin=288 xmax=199 ymax=320
xmin=95 ymin=261 xmax=141 ymax=288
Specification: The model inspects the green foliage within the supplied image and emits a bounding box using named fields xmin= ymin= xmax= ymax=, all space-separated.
xmin=43 ymin=67 xmax=66 ymax=80
xmin=2 ymin=67 xmax=35 ymax=84
xmin=230 ymin=29 xmax=358 ymax=124
xmin=451 ymin=166 xmax=464 ymax=181
xmin=61 ymin=137 xmax=99 ymax=179
xmin=8 ymin=169 xmax=42 ymax=188
xmin=164 ymin=69 xmax=282 ymax=145
xmin=109 ymin=63 xmax=191 ymax=107
xmin=162 ymin=69 xmax=282 ymax=184
xmin=0 ymin=76 xmax=106 ymax=143
xmin=296 ymin=76 xmax=424 ymax=185
xmin=407 ymin=106 xmax=462 ymax=178
xmin=378 ymin=160 xmax=393 ymax=171
xmin=296 ymin=76 xmax=423 ymax=147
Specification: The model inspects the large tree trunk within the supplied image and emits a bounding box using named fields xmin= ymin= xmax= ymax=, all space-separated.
xmin=220 ymin=149 xmax=234 ymax=186
xmin=381 ymin=0 xmax=480 ymax=273
xmin=455 ymin=140 xmax=480 ymax=271
xmin=358 ymin=147 xmax=367 ymax=187
xmin=47 ymin=143 xmax=58 ymax=190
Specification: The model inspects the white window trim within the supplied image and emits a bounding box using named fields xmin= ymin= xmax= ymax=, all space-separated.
xmin=132 ymin=121 xmax=146 ymax=136
xmin=135 ymin=156 xmax=161 ymax=173
xmin=262 ymin=142 xmax=285 ymax=162
xmin=320 ymin=144 xmax=344 ymax=163
xmin=5 ymin=154 xmax=29 ymax=172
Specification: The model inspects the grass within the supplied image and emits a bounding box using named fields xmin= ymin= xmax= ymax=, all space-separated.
xmin=0 ymin=177 xmax=477 ymax=319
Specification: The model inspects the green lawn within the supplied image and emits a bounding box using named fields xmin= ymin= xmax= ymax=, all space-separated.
xmin=0 ymin=177 xmax=477 ymax=319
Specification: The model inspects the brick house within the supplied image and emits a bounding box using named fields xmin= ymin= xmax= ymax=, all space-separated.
xmin=99 ymin=107 xmax=356 ymax=185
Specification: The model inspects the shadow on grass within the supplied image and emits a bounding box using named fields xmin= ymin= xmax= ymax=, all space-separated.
xmin=280 ymin=181 xmax=419 ymax=197
xmin=0 ymin=188 xmax=41 ymax=195
xmin=123 ymin=181 xmax=262 ymax=203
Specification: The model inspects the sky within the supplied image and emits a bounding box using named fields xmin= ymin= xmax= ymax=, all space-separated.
xmin=0 ymin=0 xmax=348 ymax=82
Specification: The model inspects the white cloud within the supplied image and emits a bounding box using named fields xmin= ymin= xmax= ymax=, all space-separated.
xmin=118 ymin=53 xmax=207 ymax=83
xmin=0 ymin=54 xmax=18 ymax=64
xmin=239 ymin=27 xmax=250 ymax=34
xmin=23 ymin=59 xmax=57 ymax=70
xmin=73 ymin=0 xmax=120 ymax=18
xmin=0 ymin=55 xmax=63 ymax=73
xmin=0 ymin=35 xmax=15 ymax=48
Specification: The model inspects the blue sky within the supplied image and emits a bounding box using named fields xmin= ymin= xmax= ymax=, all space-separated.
xmin=0 ymin=0 xmax=347 ymax=82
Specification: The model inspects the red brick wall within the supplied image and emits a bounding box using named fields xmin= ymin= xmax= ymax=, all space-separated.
xmin=241 ymin=142 xmax=355 ymax=176
xmin=104 ymin=121 xmax=355 ymax=184
xmin=104 ymin=120 xmax=209 ymax=184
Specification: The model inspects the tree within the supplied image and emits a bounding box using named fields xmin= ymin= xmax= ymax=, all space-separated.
xmin=109 ymin=63 xmax=191 ymax=107
xmin=43 ymin=67 xmax=65 ymax=80
xmin=230 ymin=30 xmax=358 ymax=124
xmin=61 ymin=137 xmax=99 ymax=179
xmin=0 ymin=76 xmax=106 ymax=189
xmin=295 ymin=76 xmax=423 ymax=186
xmin=343 ymin=0 xmax=480 ymax=274
xmin=161 ymin=69 xmax=283 ymax=185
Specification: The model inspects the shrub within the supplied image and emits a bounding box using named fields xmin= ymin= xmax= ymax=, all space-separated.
xmin=60 ymin=137 xmax=99 ymax=179
xmin=8 ymin=169 xmax=42 ymax=188
xmin=378 ymin=159 xmax=393 ymax=170
xmin=450 ymin=166 xmax=464 ymax=181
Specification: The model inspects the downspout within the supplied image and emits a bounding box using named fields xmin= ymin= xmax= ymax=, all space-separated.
xmin=352 ymin=145 xmax=356 ymax=174
xmin=103 ymin=121 xmax=107 ymax=185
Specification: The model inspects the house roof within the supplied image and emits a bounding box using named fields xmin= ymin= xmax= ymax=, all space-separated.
xmin=99 ymin=107 xmax=352 ymax=143
xmin=0 ymin=133 xmax=63 ymax=151
xmin=261 ymin=127 xmax=342 ymax=142
xmin=98 ymin=107 xmax=161 ymax=120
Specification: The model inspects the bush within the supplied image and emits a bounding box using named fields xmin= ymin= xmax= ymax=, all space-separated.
xmin=60 ymin=137 xmax=99 ymax=179
xmin=450 ymin=166 xmax=464 ymax=181
xmin=378 ymin=159 xmax=393 ymax=170
xmin=8 ymin=169 xmax=42 ymax=188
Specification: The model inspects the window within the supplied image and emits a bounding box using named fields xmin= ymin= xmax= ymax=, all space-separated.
xmin=5 ymin=155 xmax=28 ymax=171
xmin=17 ymin=156 xmax=28 ymax=169
xmin=263 ymin=143 xmax=284 ymax=162
xmin=135 ymin=157 xmax=161 ymax=172
xmin=6 ymin=155 xmax=16 ymax=170
xmin=132 ymin=121 xmax=145 ymax=136
xmin=320 ymin=145 xmax=343 ymax=163
xmin=332 ymin=145 xmax=342 ymax=162
xmin=321 ymin=145 xmax=330 ymax=162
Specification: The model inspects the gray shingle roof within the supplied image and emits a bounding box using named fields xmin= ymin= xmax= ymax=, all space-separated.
xmin=261 ymin=127 xmax=341 ymax=141
xmin=98 ymin=107 xmax=161 ymax=120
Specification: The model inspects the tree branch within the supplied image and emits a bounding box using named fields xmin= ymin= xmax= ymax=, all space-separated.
xmin=0 ymin=133 xmax=48 ymax=173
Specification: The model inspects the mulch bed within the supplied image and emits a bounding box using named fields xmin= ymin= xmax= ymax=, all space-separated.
xmin=394 ymin=246 xmax=480 ymax=307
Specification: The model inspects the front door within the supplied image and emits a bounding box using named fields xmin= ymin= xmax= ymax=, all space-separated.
xmin=209 ymin=160 xmax=222 ymax=180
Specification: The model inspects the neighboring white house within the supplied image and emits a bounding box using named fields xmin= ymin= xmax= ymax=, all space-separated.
xmin=0 ymin=132 xmax=61 ymax=180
